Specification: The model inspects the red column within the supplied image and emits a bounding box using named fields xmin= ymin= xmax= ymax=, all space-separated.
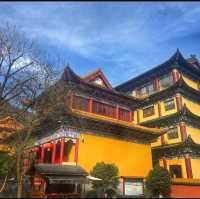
xmin=116 ymin=105 xmax=119 ymax=120
xmin=129 ymin=111 xmax=132 ymax=122
xmin=163 ymin=158 xmax=167 ymax=169
xmin=154 ymin=78 xmax=160 ymax=91
xmin=184 ymin=153 xmax=193 ymax=178
xmin=172 ymin=69 xmax=180 ymax=83
xmin=88 ymin=99 xmax=93 ymax=112
xmin=40 ymin=145 xmax=44 ymax=163
xmin=179 ymin=122 xmax=187 ymax=142
xmin=51 ymin=141 xmax=56 ymax=164
xmin=59 ymin=138 xmax=65 ymax=164
xmin=175 ymin=93 xmax=182 ymax=111
xmin=74 ymin=138 xmax=79 ymax=164
xmin=161 ymin=135 xmax=165 ymax=145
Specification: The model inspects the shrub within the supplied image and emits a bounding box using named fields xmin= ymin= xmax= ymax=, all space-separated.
xmin=145 ymin=165 xmax=171 ymax=197
xmin=90 ymin=162 xmax=120 ymax=197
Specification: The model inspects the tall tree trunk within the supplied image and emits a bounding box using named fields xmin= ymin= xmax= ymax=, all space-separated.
xmin=17 ymin=176 xmax=23 ymax=198
xmin=16 ymin=150 xmax=23 ymax=198
xmin=16 ymin=125 xmax=33 ymax=198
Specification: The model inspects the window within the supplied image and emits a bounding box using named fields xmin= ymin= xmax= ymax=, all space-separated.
xmin=124 ymin=179 xmax=144 ymax=196
xmin=72 ymin=95 xmax=89 ymax=111
xmin=143 ymin=105 xmax=155 ymax=118
xmin=92 ymin=101 xmax=115 ymax=118
xmin=169 ymin=165 xmax=182 ymax=178
xmin=164 ymin=98 xmax=175 ymax=111
xmin=160 ymin=74 xmax=173 ymax=89
xmin=167 ymin=127 xmax=178 ymax=139
xmin=119 ymin=108 xmax=130 ymax=122
xmin=138 ymin=82 xmax=155 ymax=96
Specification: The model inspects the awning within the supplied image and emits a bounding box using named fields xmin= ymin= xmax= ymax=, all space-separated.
xmin=87 ymin=175 xmax=102 ymax=181
xmin=33 ymin=164 xmax=88 ymax=176
xmin=46 ymin=175 xmax=89 ymax=184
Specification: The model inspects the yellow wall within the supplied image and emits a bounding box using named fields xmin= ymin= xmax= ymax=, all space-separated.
xmin=187 ymin=126 xmax=200 ymax=144
xmin=78 ymin=133 xmax=152 ymax=177
xmin=152 ymin=124 xmax=182 ymax=147
xmin=159 ymin=158 xmax=187 ymax=178
xmin=68 ymin=144 xmax=75 ymax=162
xmin=136 ymin=97 xmax=178 ymax=125
xmin=164 ymin=125 xmax=182 ymax=145
xmin=159 ymin=98 xmax=178 ymax=117
xmin=191 ymin=159 xmax=200 ymax=179
xmin=137 ymin=104 xmax=159 ymax=123
xmin=182 ymin=97 xmax=200 ymax=117
xmin=182 ymin=75 xmax=199 ymax=91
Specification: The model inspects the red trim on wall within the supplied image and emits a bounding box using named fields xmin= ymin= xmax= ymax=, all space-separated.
xmin=74 ymin=138 xmax=79 ymax=164
xmin=184 ymin=154 xmax=193 ymax=178
xmin=170 ymin=185 xmax=200 ymax=198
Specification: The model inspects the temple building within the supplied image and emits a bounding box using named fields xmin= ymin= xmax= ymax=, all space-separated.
xmin=116 ymin=49 xmax=200 ymax=196
xmin=22 ymin=66 xmax=164 ymax=197
xmin=0 ymin=116 xmax=22 ymax=154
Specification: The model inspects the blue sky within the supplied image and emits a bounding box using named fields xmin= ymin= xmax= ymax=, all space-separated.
xmin=1 ymin=2 xmax=200 ymax=86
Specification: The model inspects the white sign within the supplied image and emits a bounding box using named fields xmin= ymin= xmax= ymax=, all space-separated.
xmin=35 ymin=127 xmax=79 ymax=145
xmin=124 ymin=181 xmax=143 ymax=196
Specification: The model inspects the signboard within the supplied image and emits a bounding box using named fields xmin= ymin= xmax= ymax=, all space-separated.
xmin=35 ymin=127 xmax=79 ymax=145
xmin=124 ymin=181 xmax=143 ymax=196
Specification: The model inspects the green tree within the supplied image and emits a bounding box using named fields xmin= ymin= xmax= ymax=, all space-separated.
xmin=145 ymin=165 xmax=171 ymax=198
xmin=90 ymin=162 xmax=120 ymax=198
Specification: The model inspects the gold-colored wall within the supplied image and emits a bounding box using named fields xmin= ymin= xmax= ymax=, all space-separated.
xmin=159 ymin=158 xmax=187 ymax=178
xmin=187 ymin=126 xmax=200 ymax=144
xmin=78 ymin=133 xmax=152 ymax=177
xmin=152 ymin=124 xmax=182 ymax=147
xmin=68 ymin=144 xmax=75 ymax=162
xmin=159 ymin=98 xmax=178 ymax=117
xmin=191 ymin=159 xmax=200 ymax=179
xmin=136 ymin=104 xmax=159 ymax=123
xmin=135 ymin=97 xmax=178 ymax=125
